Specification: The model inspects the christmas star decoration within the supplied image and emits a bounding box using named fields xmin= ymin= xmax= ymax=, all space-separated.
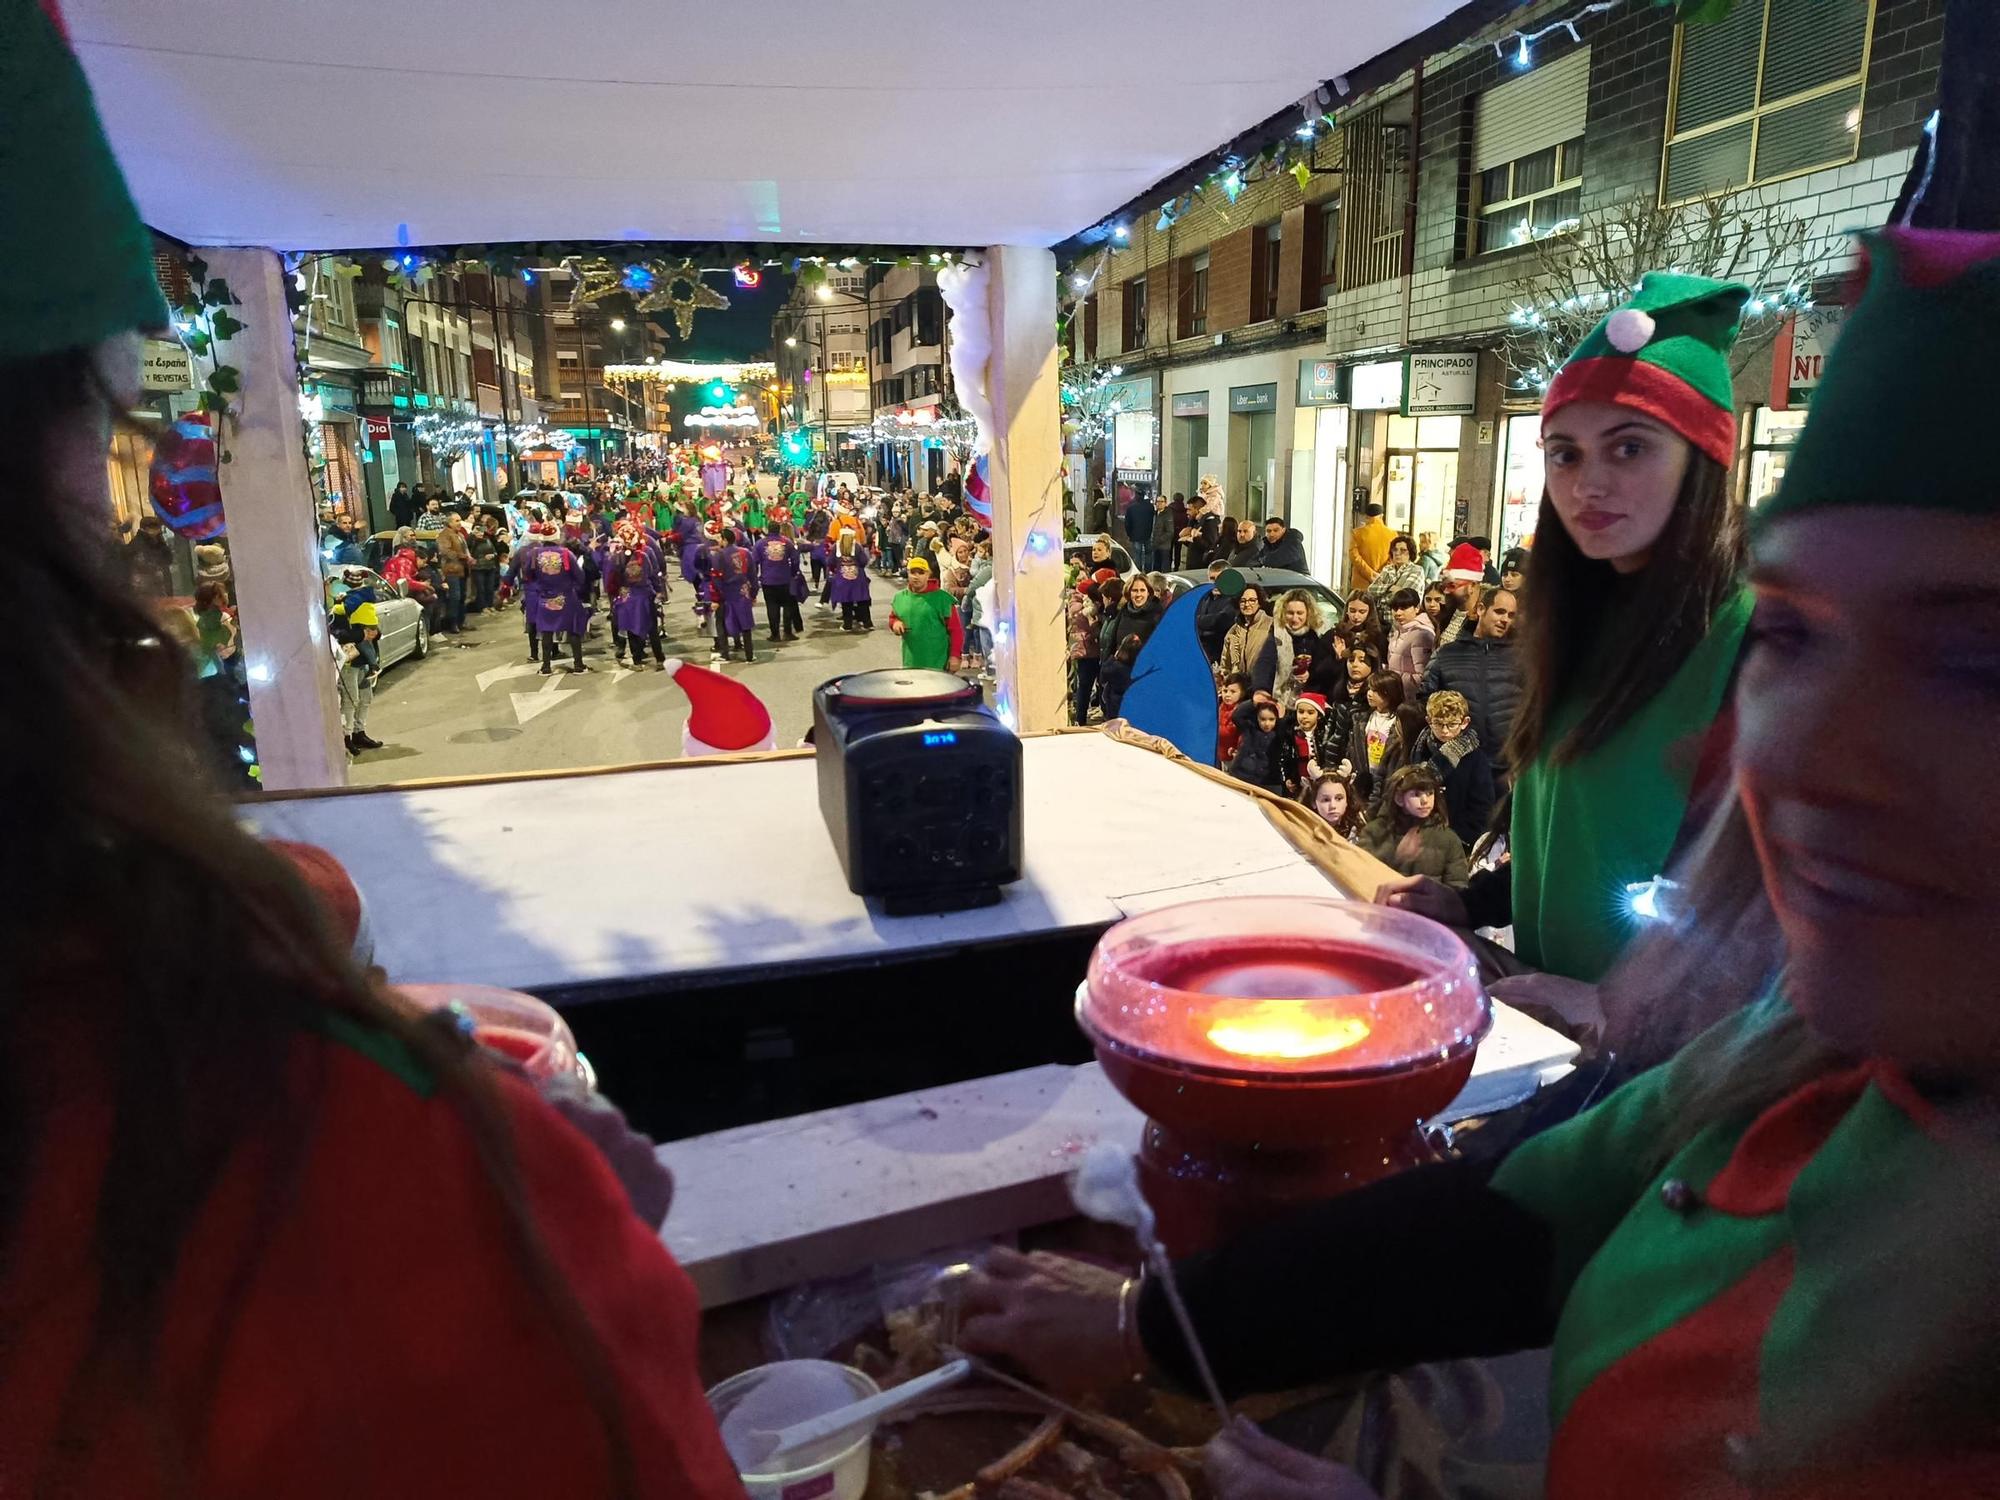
xmin=562 ymin=256 xmax=731 ymax=338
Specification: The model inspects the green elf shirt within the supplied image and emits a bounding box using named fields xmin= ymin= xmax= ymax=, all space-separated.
xmin=891 ymin=586 xmax=958 ymax=670
xmin=1510 ymin=586 xmax=1752 ymax=982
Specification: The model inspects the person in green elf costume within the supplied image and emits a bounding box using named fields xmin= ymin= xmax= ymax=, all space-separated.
xmin=962 ymin=226 xmax=2000 ymax=1500
xmin=741 ymin=488 xmax=768 ymax=536
xmin=887 ymin=556 xmax=963 ymax=671
xmin=1382 ymin=272 xmax=1756 ymax=987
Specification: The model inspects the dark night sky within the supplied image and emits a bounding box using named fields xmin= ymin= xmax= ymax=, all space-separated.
xmin=645 ymin=269 xmax=794 ymax=362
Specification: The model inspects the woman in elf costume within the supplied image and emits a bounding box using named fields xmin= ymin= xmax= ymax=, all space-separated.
xmin=2 ymin=7 xmax=742 ymax=1496
xmin=961 ymin=227 xmax=2000 ymax=1498
xmin=1386 ymin=273 xmax=1756 ymax=985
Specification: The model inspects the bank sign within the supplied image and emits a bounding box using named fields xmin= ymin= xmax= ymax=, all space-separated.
xmin=1770 ymin=308 xmax=1846 ymax=411
xmin=1405 ymin=352 xmax=1477 ymax=416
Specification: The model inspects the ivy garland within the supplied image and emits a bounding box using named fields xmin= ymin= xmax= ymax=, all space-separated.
xmin=173 ymin=251 xmax=247 ymax=464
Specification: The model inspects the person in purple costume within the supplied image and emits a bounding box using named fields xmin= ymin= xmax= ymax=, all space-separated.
xmin=827 ymin=531 xmax=873 ymax=632
xmin=756 ymin=527 xmax=803 ymax=642
xmin=608 ymin=532 xmax=666 ymax=669
xmin=509 ymin=523 xmax=590 ymax=675
xmin=707 ymin=526 xmax=759 ymax=663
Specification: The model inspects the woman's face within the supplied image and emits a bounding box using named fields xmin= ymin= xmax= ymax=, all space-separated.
xmin=1345 ymin=598 xmax=1372 ymax=628
xmin=1126 ymin=578 xmax=1151 ymax=609
xmin=1092 ymin=539 xmax=1111 ymax=561
xmin=1238 ymin=588 xmax=1262 ymax=619
xmin=1737 ymin=509 xmax=2000 ymax=1084
xmin=1348 ymin=655 xmax=1371 ymax=683
xmin=1281 ymin=600 xmax=1310 ymax=632
xmin=1541 ymin=402 xmax=1693 ymax=573
xmin=1398 ymin=787 xmax=1437 ymax=822
xmin=1390 ymin=539 xmax=1412 ymax=563
xmin=1392 ymin=603 xmax=1419 ymax=626
xmin=1425 ymin=590 xmax=1446 ymax=620
xmin=1313 ymin=780 xmax=1348 ymax=824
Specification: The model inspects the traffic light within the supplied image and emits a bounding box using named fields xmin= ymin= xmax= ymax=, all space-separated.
xmin=706 ymin=380 xmax=736 ymax=406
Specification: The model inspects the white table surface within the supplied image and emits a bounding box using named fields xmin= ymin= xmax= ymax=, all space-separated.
xmin=244 ymin=733 xmax=1338 ymax=994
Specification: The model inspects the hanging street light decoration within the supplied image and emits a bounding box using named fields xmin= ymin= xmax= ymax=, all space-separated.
xmin=565 ymin=255 xmax=733 ymax=338
xmin=600 ymin=359 xmax=777 ymax=386
xmin=410 ymin=412 xmax=483 ymax=458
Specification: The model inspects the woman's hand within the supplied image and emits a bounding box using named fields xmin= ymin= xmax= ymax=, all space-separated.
xmin=956 ymin=1248 xmax=1137 ymax=1396
xmin=1373 ymin=873 xmax=1470 ymax=927
xmin=1204 ymin=1419 xmax=1379 ymax=1500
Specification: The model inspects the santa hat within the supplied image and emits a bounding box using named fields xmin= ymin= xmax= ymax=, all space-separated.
xmin=662 ymin=657 xmax=776 ymax=757
xmin=1295 ymin=693 xmax=1328 ymax=716
xmin=1542 ymin=271 xmax=1748 ymax=468
xmin=1442 ymin=543 xmax=1485 ymax=583
xmin=267 ymin=838 xmax=376 ymax=969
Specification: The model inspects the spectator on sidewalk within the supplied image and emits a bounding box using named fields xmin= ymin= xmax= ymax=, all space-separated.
xmin=436 ymin=512 xmax=471 ymax=633
xmin=1258 ymin=515 xmax=1308 ymax=573
xmin=1423 ymin=584 xmax=1521 ymax=775
xmin=1347 ymin=502 xmax=1393 ymax=594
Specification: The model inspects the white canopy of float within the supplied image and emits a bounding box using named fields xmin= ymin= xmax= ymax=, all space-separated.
xmin=68 ymin=0 xmax=1457 ymax=252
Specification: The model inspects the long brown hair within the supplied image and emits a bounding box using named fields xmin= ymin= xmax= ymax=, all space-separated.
xmin=1 ymin=348 xmax=634 ymax=1493
xmin=1506 ymin=454 xmax=1743 ymax=771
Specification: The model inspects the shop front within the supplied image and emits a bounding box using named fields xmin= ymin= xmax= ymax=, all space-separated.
xmin=1290 ymin=357 xmax=1350 ymax=584
xmin=305 ymin=378 xmax=364 ymax=522
xmin=1103 ymin=373 xmax=1158 ymax=500
xmin=1228 ymin=383 xmax=1279 ymax=517
xmin=1345 ymin=352 xmax=1477 ymax=552
xmin=1494 ymin=405 xmax=1543 ymax=554
xmin=1168 ymin=390 xmax=1209 ymax=500
xmin=105 ymin=336 xmax=202 ymax=591
xmin=1743 ymin=306 xmax=1847 ymax=510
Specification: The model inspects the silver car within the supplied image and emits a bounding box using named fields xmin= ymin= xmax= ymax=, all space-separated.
xmin=323 ymin=562 xmax=429 ymax=670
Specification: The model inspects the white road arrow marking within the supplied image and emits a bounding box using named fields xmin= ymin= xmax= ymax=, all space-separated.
xmin=610 ymin=666 xmax=635 ymax=684
xmin=477 ymin=660 xmax=549 ymax=693
xmin=510 ymin=672 xmax=579 ymax=725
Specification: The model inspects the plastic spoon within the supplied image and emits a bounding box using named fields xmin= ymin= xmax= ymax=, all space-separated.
xmin=756 ymin=1357 xmax=972 ymax=1470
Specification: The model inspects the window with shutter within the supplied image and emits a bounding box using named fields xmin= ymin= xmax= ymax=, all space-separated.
xmin=1123 ymin=277 xmax=1148 ymax=349
xmin=1663 ymin=0 xmax=1872 ymax=200
xmin=1469 ymin=49 xmax=1590 ymax=257
xmin=1084 ymin=295 xmax=1098 ymax=360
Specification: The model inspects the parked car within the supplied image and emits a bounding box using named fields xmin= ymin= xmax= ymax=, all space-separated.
xmin=323 ymin=560 xmax=428 ymax=670
xmin=1167 ymin=566 xmax=1346 ymax=632
xmin=1065 ymin=534 xmax=1138 ymax=580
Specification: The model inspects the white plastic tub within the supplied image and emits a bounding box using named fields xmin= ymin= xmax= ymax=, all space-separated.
xmin=706 ymin=1359 xmax=879 ymax=1500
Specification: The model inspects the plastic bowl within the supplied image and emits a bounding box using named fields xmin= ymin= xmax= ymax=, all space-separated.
xmin=397 ymin=982 xmax=590 ymax=1086
xmin=706 ymin=1360 xmax=879 ymax=1500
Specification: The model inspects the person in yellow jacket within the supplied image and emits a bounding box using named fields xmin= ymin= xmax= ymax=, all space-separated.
xmin=1347 ymin=502 xmax=1393 ymax=593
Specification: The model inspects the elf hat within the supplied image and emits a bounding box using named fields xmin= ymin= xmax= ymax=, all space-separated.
xmin=1757 ymin=227 xmax=2000 ymax=533
xmin=1442 ymin=543 xmax=1485 ymax=583
xmin=663 ymin=658 xmax=776 ymax=758
xmin=1542 ymin=271 xmax=1750 ymax=469
xmin=3 ymin=3 xmax=167 ymax=362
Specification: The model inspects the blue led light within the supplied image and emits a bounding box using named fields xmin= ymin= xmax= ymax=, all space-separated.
xmin=922 ymin=731 xmax=958 ymax=747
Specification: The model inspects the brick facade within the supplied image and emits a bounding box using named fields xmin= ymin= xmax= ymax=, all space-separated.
xmin=1207 ymin=226 xmax=1256 ymax=334
xmin=1860 ymin=0 xmax=1946 ymax=161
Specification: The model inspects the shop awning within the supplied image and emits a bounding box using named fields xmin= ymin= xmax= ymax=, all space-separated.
xmin=66 ymin=0 xmax=1461 ymax=251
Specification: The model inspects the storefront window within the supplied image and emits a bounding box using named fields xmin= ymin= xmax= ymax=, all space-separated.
xmin=1382 ymin=415 xmax=1462 ymax=546
xmin=1496 ymin=411 xmax=1544 ymax=553
xmin=1746 ymin=407 xmax=1808 ymax=509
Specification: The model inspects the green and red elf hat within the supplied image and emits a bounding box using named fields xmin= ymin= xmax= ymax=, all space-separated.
xmin=1757 ymin=227 xmax=2000 ymax=531
xmin=2 ymin=0 xmax=167 ymax=361
xmin=1541 ymin=272 xmax=1750 ymax=469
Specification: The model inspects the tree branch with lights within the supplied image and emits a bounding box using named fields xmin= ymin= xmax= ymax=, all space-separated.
xmin=1501 ymin=186 xmax=1838 ymax=393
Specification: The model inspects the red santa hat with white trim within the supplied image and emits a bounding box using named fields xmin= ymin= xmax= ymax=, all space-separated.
xmin=662 ymin=658 xmax=776 ymax=757
xmin=1441 ymin=543 xmax=1486 ymax=584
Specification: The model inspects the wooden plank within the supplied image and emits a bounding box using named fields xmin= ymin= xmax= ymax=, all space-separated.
xmin=659 ymin=1002 xmax=1578 ymax=1309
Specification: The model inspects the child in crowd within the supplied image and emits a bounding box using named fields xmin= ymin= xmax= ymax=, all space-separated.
xmin=1412 ymin=688 xmax=1496 ymax=849
xmin=1216 ymin=671 xmax=1250 ymax=766
xmin=1304 ymin=770 xmax=1366 ymax=843
xmin=1289 ymin=692 xmax=1337 ymax=780
xmin=1227 ymin=691 xmax=1287 ymax=794
xmin=1349 ymin=670 xmax=1412 ymax=809
xmin=1098 ymin=634 xmax=1140 ymax=720
xmin=1360 ymin=763 xmax=1469 ymax=886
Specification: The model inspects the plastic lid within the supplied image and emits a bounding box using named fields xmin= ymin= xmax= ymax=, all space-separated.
xmin=827 ymin=669 xmax=981 ymax=709
xmin=1079 ymin=897 xmax=1488 ymax=1080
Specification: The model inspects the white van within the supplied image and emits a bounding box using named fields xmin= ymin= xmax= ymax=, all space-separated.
xmin=816 ymin=471 xmax=863 ymax=500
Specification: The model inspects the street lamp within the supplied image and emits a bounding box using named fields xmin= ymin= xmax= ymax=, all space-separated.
xmin=784 ymin=336 xmax=798 ymax=347
xmin=610 ymin=317 xmax=627 ymax=331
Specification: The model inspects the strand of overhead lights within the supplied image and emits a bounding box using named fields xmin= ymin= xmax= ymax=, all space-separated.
xmin=1492 ymin=0 xmax=1623 ymax=69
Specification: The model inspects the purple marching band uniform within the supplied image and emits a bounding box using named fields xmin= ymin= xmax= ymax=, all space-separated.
xmin=511 ymin=531 xmax=590 ymax=674
xmin=675 ymin=514 xmax=709 ymax=626
xmin=609 ymin=538 xmax=666 ymax=667
xmin=708 ymin=533 xmax=759 ymax=662
xmin=828 ymin=534 xmax=873 ymax=631
xmin=756 ymin=532 xmax=804 ymax=642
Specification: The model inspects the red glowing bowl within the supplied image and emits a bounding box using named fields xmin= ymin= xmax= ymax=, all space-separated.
xmin=1078 ymin=897 xmax=1488 ymax=1252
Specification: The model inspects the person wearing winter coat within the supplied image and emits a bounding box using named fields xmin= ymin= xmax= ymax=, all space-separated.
xmin=1100 ymin=573 xmax=1162 ymax=661
xmin=1217 ymin=584 xmax=1275 ymax=688
xmin=1121 ymin=485 xmax=1156 ymax=567
xmin=1226 ymin=693 xmax=1287 ymax=795
xmin=1066 ymin=572 xmax=1104 ymax=725
xmin=1360 ymin=763 xmax=1470 ymax=886
xmin=1194 ymin=563 xmax=1235 ymax=662
xmin=1384 ymin=587 xmax=1438 ymax=698
xmin=1366 ymin=534 xmax=1430 ymax=603
xmin=1413 ymin=689 xmax=1496 ymax=849
xmin=1261 ymin=589 xmax=1326 ymax=710
xmin=1256 ymin=515 xmax=1308 ymax=573
xmin=1098 ymin=634 xmax=1141 ymax=720
xmin=1421 ymin=586 xmax=1521 ymax=773
xmin=1416 ymin=530 xmax=1448 ymax=581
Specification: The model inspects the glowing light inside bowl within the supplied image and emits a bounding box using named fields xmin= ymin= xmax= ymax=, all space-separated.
xmin=1204 ymin=1000 xmax=1372 ymax=1061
